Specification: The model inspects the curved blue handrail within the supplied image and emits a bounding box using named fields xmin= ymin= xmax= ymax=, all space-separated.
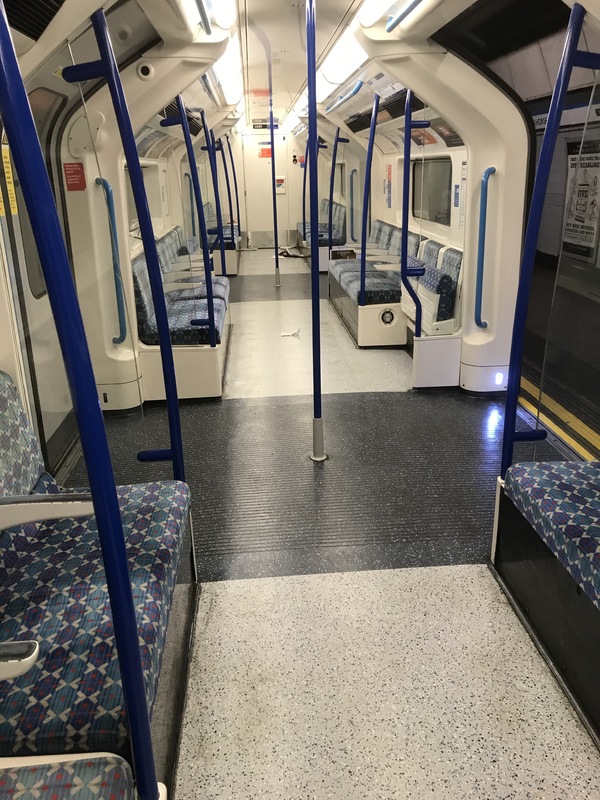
xmin=199 ymin=111 xmax=227 ymax=276
xmin=0 ymin=9 xmax=161 ymax=800
xmin=217 ymin=140 xmax=235 ymax=244
xmin=326 ymin=80 xmax=363 ymax=114
xmin=95 ymin=177 xmax=127 ymax=345
xmin=184 ymin=172 xmax=196 ymax=237
xmin=328 ymin=128 xmax=349 ymax=253
xmin=400 ymin=90 xmax=427 ymax=336
xmin=475 ymin=166 xmax=496 ymax=329
xmin=500 ymin=4 xmax=585 ymax=476
xmin=360 ymin=94 xmax=379 ymax=306
xmin=386 ymin=0 xmax=424 ymax=32
xmin=226 ymin=135 xmax=241 ymax=239
xmin=349 ymin=168 xmax=358 ymax=242
xmin=63 ymin=10 xmax=186 ymax=487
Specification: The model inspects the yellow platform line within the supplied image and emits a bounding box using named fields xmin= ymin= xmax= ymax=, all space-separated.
xmin=518 ymin=395 xmax=596 ymax=461
xmin=520 ymin=376 xmax=600 ymax=452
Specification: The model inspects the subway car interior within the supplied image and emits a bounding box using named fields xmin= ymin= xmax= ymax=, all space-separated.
xmin=1 ymin=0 xmax=600 ymax=797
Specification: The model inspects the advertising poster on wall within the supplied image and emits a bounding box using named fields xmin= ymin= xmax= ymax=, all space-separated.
xmin=564 ymin=140 xmax=600 ymax=262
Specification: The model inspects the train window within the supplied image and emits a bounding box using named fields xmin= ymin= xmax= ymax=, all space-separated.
xmin=412 ymin=157 xmax=452 ymax=226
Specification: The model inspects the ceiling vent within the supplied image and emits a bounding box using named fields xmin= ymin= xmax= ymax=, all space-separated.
xmin=345 ymin=90 xmax=425 ymax=133
xmin=6 ymin=0 xmax=67 ymax=41
xmin=161 ymin=102 xmax=202 ymax=137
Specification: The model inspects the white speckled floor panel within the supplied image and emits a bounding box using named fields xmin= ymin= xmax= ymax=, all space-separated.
xmin=175 ymin=565 xmax=600 ymax=799
xmin=239 ymin=249 xmax=310 ymax=276
xmin=224 ymin=299 xmax=413 ymax=399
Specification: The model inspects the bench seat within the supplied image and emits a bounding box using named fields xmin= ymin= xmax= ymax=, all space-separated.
xmin=504 ymin=461 xmax=600 ymax=611
xmin=0 ymin=479 xmax=189 ymax=757
xmin=0 ymin=755 xmax=135 ymax=798
xmin=167 ymin=276 xmax=230 ymax=305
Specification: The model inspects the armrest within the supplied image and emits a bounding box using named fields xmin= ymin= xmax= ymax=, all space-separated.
xmin=366 ymin=255 xmax=400 ymax=263
xmin=174 ymin=256 xmax=204 ymax=265
xmin=163 ymin=280 xmax=203 ymax=292
xmin=0 ymin=493 xmax=94 ymax=529
xmin=0 ymin=641 xmax=39 ymax=680
xmin=166 ymin=269 xmax=205 ymax=281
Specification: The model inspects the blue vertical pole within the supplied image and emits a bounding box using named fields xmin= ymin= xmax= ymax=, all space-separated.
xmin=161 ymin=97 xmax=216 ymax=347
xmin=302 ymin=139 xmax=309 ymax=241
xmin=62 ymin=10 xmax=185 ymax=483
xmin=0 ymin=8 xmax=158 ymax=800
xmin=307 ymin=0 xmax=326 ymax=461
xmin=349 ymin=168 xmax=358 ymax=242
xmin=217 ymin=139 xmax=235 ymax=243
xmin=199 ymin=110 xmax=227 ymax=276
xmin=328 ymin=128 xmax=348 ymax=254
xmin=401 ymin=90 xmax=421 ymax=335
xmin=226 ymin=135 xmax=241 ymax=239
xmin=359 ymin=95 xmax=379 ymax=306
xmin=269 ymin=91 xmax=281 ymax=287
xmin=184 ymin=173 xmax=196 ymax=237
xmin=500 ymin=2 xmax=584 ymax=477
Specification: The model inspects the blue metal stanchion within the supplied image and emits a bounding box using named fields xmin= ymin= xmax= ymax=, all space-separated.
xmin=226 ymin=135 xmax=241 ymax=240
xmin=199 ymin=110 xmax=227 ymax=276
xmin=307 ymin=0 xmax=326 ymax=461
xmin=500 ymin=3 xmax=586 ymax=477
xmin=359 ymin=94 xmax=379 ymax=307
xmin=0 ymin=8 xmax=159 ymax=800
xmin=328 ymin=127 xmax=349 ymax=255
xmin=95 ymin=177 xmax=127 ymax=345
xmin=349 ymin=168 xmax=358 ymax=242
xmin=269 ymin=89 xmax=281 ymax=287
xmin=62 ymin=9 xmax=185 ymax=483
xmin=160 ymin=96 xmax=216 ymax=347
xmin=184 ymin=172 xmax=196 ymax=237
xmin=400 ymin=90 xmax=428 ymax=335
xmin=302 ymin=139 xmax=310 ymax=241
xmin=474 ymin=166 xmax=496 ymax=329
xmin=216 ymin=138 xmax=235 ymax=244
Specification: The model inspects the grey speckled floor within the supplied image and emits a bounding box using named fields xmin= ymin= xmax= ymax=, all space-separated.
xmin=175 ymin=565 xmax=600 ymax=799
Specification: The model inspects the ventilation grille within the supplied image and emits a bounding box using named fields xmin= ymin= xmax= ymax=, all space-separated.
xmin=6 ymin=0 xmax=67 ymax=41
xmin=161 ymin=102 xmax=202 ymax=137
xmin=345 ymin=90 xmax=425 ymax=133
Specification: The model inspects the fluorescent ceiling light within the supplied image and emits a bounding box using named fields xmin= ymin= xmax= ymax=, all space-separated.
xmin=294 ymin=91 xmax=308 ymax=116
xmin=357 ymin=0 xmax=396 ymax=27
xmin=321 ymin=29 xmax=368 ymax=85
xmin=214 ymin=34 xmax=243 ymax=105
xmin=316 ymin=70 xmax=338 ymax=103
xmin=283 ymin=111 xmax=302 ymax=132
xmin=206 ymin=0 xmax=237 ymax=30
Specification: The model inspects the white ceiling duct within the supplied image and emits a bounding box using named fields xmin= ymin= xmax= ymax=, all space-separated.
xmin=321 ymin=28 xmax=368 ymax=85
xmin=213 ymin=34 xmax=243 ymax=105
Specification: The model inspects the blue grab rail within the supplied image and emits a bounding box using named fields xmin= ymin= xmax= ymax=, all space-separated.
xmin=0 ymin=9 xmax=159 ymax=800
xmin=302 ymin=138 xmax=309 ymax=241
xmin=63 ymin=10 xmax=185 ymax=484
xmin=216 ymin=138 xmax=235 ymax=244
xmin=199 ymin=111 xmax=227 ymax=276
xmin=160 ymin=96 xmax=216 ymax=347
xmin=95 ymin=177 xmax=127 ymax=345
xmin=349 ymin=168 xmax=358 ymax=242
xmin=386 ymin=0 xmax=424 ymax=32
xmin=500 ymin=5 xmax=587 ymax=476
xmin=475 ymin=166 xmax=496 ymax=329
xmin=328 ymin=128 xmax=349 ymax=253
xmin=306 ymin=0 xmax=326 ymax=461
xmin=226 ymin=135 xmax=241 ymax=240
xmin=184 ymin=172 xmax=196 ymax=237
xmin=359 ymin=94 xmax=379 ymax=307
xmin=326 ymin=80 xmax=363 ymax=114
xmin=400 ymin=90 xmax=428 ymax=335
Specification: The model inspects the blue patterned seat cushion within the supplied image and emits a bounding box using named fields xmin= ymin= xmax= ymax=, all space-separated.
xmin=0 ymin=375 xmax=44 ymax=498
xmin=338 ymin=269 xmax=401 ymax=305
xmin=0 ymin=756 xmax=135 ymax=799
xmin=419 ymin=266 xmax=456 ymax=321
xmin=0 ymin=479 xmax=189 ymax=757
xmin=167 ymin=276 xmax=230 ymax=305
xmin=297 ymin=221 xmax=344 ymax=246
xmin=505 ymin=461 xmax=600 ymax=611
xmin=328 ymin=259 xmax=389 ymax=284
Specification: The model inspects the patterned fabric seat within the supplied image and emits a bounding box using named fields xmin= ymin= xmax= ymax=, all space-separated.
xmin=328 ymin=259 xmax=389 ymax=284
xmin=133 ymin=254 xmax=227 ymax=346
xmin=418 ymin=248 xmax=463 ymax=321
xmin=0 ymin=756 xmax=135 ymax=799
xmin=504 ymin=461 xmax=600 ymax=611
xmin=0 ymin=372 xmax=190 ymax=758
xmin=338 ymin=269 xmax=401 ymax=305
xmin=297 ymin=199 xmax=346 ymax=246
xmin=167 ymin=277 xmax=230 ymax=305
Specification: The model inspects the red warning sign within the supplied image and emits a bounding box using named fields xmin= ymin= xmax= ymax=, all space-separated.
xmin=63 ymin=162 xmax=87 ymax=191
xmin=259 ymin=147 xmax=272 ymax=159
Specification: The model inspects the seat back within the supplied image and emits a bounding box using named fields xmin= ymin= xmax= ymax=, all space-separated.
xmin=131 ymin=253 xmax=157 ymax=341
xmin=407 ymin=231 xmax=426 ymax=258
xmin=437 ymin=248 xmax=463 ymax=321
xmin=421 ymin=240 xmax=444 ymax=268
xmin=156 ymin=229 xmax=183 ymax=275
xmin=387 ymin=226 xmax=403 ymax=256
xmin=369 ymin=220 xmax=394 ymax=249
xmin=0 ymin=372 xmax=44 ymax=497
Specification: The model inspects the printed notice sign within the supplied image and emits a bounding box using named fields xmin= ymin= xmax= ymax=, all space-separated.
xmin=564 ymin=140 xmax=600 ymax=261
xmin=1 ymin=143 xmax=17 ymax=215
xmin=459 ymin=162 xmax=467 ymax=230
xmin=63 ymin=162 xmax=87 ymax=191
xmin=386 ymin=163 xmax=392 ymax=208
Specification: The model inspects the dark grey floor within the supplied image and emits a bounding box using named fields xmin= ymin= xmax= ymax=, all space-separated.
xmin=228 ymin=272 xmax=328 ymax=303
xmin=66 ymin=391 xmax=562 ymax=582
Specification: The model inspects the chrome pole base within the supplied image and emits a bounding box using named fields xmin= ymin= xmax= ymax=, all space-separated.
xmin=310 ymin=417 xmax=328 ymax=462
